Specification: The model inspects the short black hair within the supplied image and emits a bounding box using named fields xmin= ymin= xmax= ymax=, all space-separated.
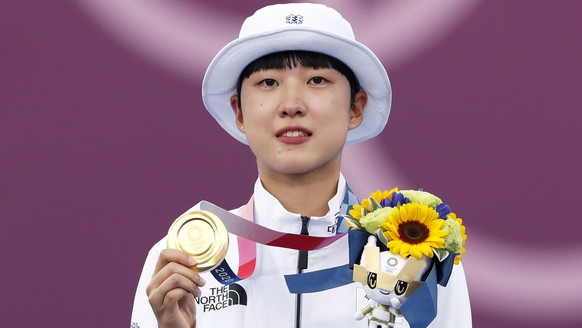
xmin=235 ymin=51 xmax=361 ymax=108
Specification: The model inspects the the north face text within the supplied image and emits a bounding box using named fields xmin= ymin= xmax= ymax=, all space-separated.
xmin=195 ymin=283 xmax=248 ymax=312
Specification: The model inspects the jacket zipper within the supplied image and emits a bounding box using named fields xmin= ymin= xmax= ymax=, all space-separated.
xmin=295 ymin=215 xmax=311 ymax=328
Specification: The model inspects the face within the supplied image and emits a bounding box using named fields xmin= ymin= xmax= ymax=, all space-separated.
xmin=359 ymin=250 xmax=429 ymax=308
xmin=231 ymin=65 xmax=367 ymax=179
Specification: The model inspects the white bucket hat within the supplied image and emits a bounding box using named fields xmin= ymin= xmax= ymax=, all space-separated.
xmin=202 ymin=3 xmax=392 ymax=144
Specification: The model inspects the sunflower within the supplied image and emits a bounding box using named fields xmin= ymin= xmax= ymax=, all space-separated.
xmin=382 ymin=203 xmax=447 ymax=259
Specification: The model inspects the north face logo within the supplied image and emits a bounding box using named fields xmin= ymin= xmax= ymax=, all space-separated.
xmin=195 ymin=283 xmax=248 ymax=312
xmin=286 ymin=14 xmax=303 ymax=24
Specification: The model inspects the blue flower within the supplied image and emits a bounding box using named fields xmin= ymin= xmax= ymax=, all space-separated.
xmin=381 ymin=192 xmax=409 ymax=207
xmin=436 ymin=202 xmax=451 ymax=219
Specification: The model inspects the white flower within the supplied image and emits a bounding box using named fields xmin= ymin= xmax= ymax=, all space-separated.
xmin=360 ymin=207 xmax=395 ymax=234
xmin=443 ymin=218 xmax=463 ymax=253
xmin=400 ymin=190 xmax=442 ymax=208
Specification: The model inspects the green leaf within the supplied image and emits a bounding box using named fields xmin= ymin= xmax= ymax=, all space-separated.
xmin=376 ymin=229 xmax=389 ymax=246
xmin=433 ymin=248 xmax=450 ymax=262
xmin=344 ymin=216 xmax=362 ymax=230
xmin=370 ymin=198 xmax=382 ymax=211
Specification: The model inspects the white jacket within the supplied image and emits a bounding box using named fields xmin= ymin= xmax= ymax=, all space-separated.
xmin=131 ymin=175 xmax=472 ymax=328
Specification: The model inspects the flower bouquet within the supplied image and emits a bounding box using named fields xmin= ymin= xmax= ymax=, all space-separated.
xmin=346 ymin=188 xmax=466 ymax=328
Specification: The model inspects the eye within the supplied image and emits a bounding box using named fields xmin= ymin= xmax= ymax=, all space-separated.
xmin=259 ymin=78 xmax=278 ymax=87
xmin=308 ymin=76 xmax=327 ymax=85
xmin=366 ymin=272 xmax=378 ymax=289
xmin=394 ymin=280 xmax=408 ymax=296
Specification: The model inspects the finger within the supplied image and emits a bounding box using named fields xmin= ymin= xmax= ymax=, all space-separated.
xmin=154 ymin=249 xmax=197 ymax=274
xmin=162 ymin=288 xmax=195 ymax=309
xmin=148 ymin=261 xmax=206 ymax=293
xmin=148 ymin=272 xmax=203 ymax=310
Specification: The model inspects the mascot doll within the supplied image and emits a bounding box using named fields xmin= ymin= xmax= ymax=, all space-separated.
xmin=353 ymin=235 xmax=430 ymax=327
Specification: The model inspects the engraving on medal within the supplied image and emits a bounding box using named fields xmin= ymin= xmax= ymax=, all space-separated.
xmin=167 ymin=210 xmax=229 ymax=272
xmin=178 ymin=219 xmax=213 ymax=255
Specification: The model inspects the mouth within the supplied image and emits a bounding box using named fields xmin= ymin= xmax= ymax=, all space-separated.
xmin=276 ymin=127 xmax=312 ymax=144
xmin=276 ymin=127 xmax=312 ymax=138
xmin=279 ymin=130 xmax=311 ymax=137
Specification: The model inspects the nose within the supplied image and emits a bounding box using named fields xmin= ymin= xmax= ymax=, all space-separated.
xmin=278 ymin=83 xmax=306 ymax=117
xmin=281 ymin=103 xmax=304 ymax=117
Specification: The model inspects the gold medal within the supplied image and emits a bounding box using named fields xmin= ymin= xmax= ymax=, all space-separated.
xmin=167 ymin=210 xmax=229 ymax=272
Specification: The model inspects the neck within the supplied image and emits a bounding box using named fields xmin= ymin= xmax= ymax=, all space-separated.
xmin=258 ymin=169 xmax=341 ymax=217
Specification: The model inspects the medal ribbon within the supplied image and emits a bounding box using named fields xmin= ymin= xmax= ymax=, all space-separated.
xmin=207 ymin=186 xmax=358 ymax=285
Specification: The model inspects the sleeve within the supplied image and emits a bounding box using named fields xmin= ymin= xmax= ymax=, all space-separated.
xmin=130 ymin=238 xmax=166 ymax=328
xmin=428 ymin=263 xmax=472 ymax=327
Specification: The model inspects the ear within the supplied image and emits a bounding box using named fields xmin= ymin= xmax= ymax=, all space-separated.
xmin=348 ymin=90 xmax=367 ymax=130
xmin=230 ymin=95 xmax=244 ymax=128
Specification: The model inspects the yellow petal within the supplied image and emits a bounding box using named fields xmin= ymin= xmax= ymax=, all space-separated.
xmin=388 ymin=241 xmax=401 ymax=254
xmin=399 ymin=206 xmax=409 ymax=221
xmin=399 ymin=243 xmax=411 ymax=257
xmin=371 ymin=190 xmax=383 ymax=203
xmin=417 ymin=205 xmax=428 ymax=223
xmin=362 ymin=199 xmax=371 ymax=211
xmin=454 ymin=256 xmax=463 ymax=264
xmin=409 ymin=246 xmax=423 ymax=259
